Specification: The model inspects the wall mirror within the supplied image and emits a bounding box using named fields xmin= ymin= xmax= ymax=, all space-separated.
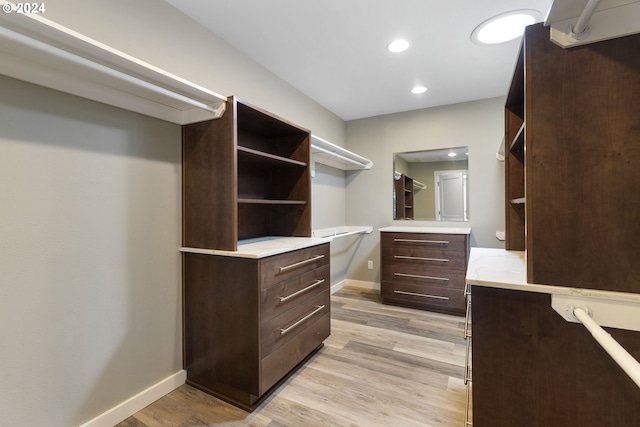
xmin=393 ymin=147 xmax=469 ymax=221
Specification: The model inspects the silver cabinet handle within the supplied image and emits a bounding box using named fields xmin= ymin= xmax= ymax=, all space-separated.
xmin=464 ymin=300 xmax=472 ymax=339
xmin=279 ymin=279 xmax=325 ymax=302
xmin=393 ymin=290 xmax=448 ymax=300
xmin=394 ymin=272 xmax=449 ymax=281
xmin=279 ymin=305 xmax=325 ymax=335
xmin=394 ymin=255 xmax=449 ymax=262
xmin=394 ymin=238 xmax=450 ymax=244
xmin=279 ymin=254 xmax=325 ymax=272
xmin=464 ymin=338 xmax=472 ymax=385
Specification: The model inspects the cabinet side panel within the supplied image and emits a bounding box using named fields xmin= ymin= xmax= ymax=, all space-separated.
xmin=184 ymin=254 xmax=260 ymax=396
xmin=183 ymin=99 xmax=237 ymax=250
xmin=472 ymin=286 xmax=640 ymax=427
xmin=525 ymin=25 xmax=640 ymax=291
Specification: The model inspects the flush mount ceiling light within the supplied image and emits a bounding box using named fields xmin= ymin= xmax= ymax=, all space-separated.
xmin=387 ymin=39 xmax=410 ymax=53
xmin=411 ymin=85 xmax=427 ymax=94
xmin=471 ymin=10 xmax=540 ymax=45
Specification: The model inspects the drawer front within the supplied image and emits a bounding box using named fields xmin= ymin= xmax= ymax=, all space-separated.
xmin=382 ymin=246 xmax=467 ymax=271
xmin=381 ymin=281 xmax=465 ymax=313
xmin=261 ymin=289 xmax=330 ymax=356
xmin=261 ymin=264 xmax=330 ymax=322
xmin=260 ymin=311 xmax=330 ymax=394
xmin=260 ymin=243 xmax=330 ymax=289
xmin=382 ymin=263 xmax=466 ymax=291
xmin=381 ymin=232 xmax=468 ymax=252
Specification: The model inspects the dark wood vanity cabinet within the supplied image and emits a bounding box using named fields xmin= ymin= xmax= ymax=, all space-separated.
xmin=380 ymin=230 xmax=469 ymax=314
xmin=184 ymin=243 xmax=330 ymax=411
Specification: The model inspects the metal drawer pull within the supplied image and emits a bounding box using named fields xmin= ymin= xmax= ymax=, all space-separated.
xmin=279 ymin=254 xmax=325 ymax=272
xmin=393 ymin=290 xmax=449 ymax=300
xmin=279 ymin=305 xmax=325 ymax=335
xmin=464 ymin=300 xmax=472 ymax=339
xmin=279 ymin=279 xmax=325 ymax=302
xmin=394 ymin=238 xmax=449 ymax=244
xmin=464 ymin=338 xmax=472 ymax=384
xmin=394 ymin=255 xmax=449 ymax=262
xmin=394 ymin=272 xmax=449 ymax=281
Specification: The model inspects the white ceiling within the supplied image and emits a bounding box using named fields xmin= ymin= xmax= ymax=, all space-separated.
xmin=164 ymin=0 xmax=553 ymax=121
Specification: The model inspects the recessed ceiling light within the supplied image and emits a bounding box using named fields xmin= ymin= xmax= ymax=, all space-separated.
xmin=387 ymin=39 xmax=410 ymax=53
xmin=448 ymin=152 xmax=457 ymax=157
xmin=411 ymin=86 xmax=427 ymax=94
xmin=471 ymin=10 xmax=539 ymax=45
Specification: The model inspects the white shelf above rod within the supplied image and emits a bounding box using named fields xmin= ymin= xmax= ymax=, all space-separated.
xmin=0 ymin=3 xmax=227 ymax=124
xmin=310 ymin=135 xmax=372 ymax=177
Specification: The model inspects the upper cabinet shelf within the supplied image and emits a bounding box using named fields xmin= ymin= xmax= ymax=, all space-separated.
xmin=310 ymin=134 xmax=373 ymax=175
xmin=0 ymin=9 xmax=227 ymax=124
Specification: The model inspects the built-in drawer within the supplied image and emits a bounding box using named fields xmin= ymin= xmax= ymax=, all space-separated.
xmin=382 ymin=232 xmax=468 ymax=252
xmin=382 ymin=246 xmax=467 ymax=271
xmin=382 ymin=263 xmax=466 ymax=290
xmin=381 ymin=281 xmax=466 ymax=312
xmin=261 ymin=289 xmax=330 ymax=357
xmin=260 ymin=310 xmax=330 ymax=394
xmin=260 ymin=243 xmax=330 ymax=289
xmin=261 ymin=264 xmax=329 ymax=322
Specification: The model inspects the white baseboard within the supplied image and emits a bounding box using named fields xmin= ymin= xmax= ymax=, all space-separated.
xmin=330 ymin=279 xmax=347 ymax=294
xmin=79 ymin=370 xmax=186 ymax=427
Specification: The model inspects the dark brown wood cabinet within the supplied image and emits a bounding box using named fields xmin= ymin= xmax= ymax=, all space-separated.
xmin=380 ymin=229 xmax=469 ymax=315
xmin=470 ymin=24 xmax=640 ymax=427
xmin=183 ymin=244 xmax=330 ymax=411
xmin=472 ymin=286 xmax=640 ymax=427
xmin=505 ymin=24 xmax=640 ymax=292
xmin=182 ymin=97 xmax=329 ymax=411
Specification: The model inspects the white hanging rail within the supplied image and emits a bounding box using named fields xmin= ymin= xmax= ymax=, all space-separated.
xmin=310 ymin=135 xmax=372 ymax=176
xmin=573 ymin=306 xmax=640 ymax=389
xmin=0 ymin=2 xmax=227 ymax=124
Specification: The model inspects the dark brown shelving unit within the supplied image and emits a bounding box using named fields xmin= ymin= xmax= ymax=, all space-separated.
xmin=393 ymin=173 xmax=414 ymax=220
xmin=183 ymin=96 xmax=311 ymax=251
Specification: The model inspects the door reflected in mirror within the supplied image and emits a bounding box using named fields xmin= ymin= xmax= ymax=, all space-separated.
xmin=393 ymin=147 xmax=469 ymax=221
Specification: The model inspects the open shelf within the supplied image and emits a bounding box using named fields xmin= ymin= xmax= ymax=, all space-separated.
xmin=238 ymin=199 xmax=307 ymax=205
xmin=237 ymin=146 xmax=307 ymax=167
xmin=310 ymin=134 xmax=372 ymax=176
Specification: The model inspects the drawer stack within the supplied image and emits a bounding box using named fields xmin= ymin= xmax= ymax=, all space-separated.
xmin=184 ymin=243 xmax=330 ymax=411
xmin=380 ymin=231 xmax=469 ymax=314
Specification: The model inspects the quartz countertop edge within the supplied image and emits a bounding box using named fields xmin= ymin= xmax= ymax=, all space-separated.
xmin=467 ymin=247 xmax=640 ymax=303
xmin=180 ymin=236 xmax=331 ymax=259
xmin=379 ymin=226 xmax=471 ymax=234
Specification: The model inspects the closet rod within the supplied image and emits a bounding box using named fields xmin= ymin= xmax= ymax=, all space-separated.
xmin=312 ymin=144 xmax=368 ymax=168
xmin=572 ymin=0 xmax=600 ymax=35
xmin=573 ymin=306 xmax=640 ymax=389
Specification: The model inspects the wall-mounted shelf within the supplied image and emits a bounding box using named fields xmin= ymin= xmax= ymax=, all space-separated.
xmin=394 ymin=171 xmax=426 ymax=191
xmin=0 ymin=5 xmax=227 ymax=124
xmin=312 ymin=226 xmax=373 ymax=240
xmin=310 ymin=135 xmax=373 ymax=176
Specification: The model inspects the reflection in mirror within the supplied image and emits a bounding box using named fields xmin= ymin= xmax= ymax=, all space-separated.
xmin=393 ymin=147 xmax=469 ymax=221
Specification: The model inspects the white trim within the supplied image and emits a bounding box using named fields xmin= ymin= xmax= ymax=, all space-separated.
xmin=331 ymin=279 xmax=347 ymax=294
xmin=78 ymin=370 xmax=186 ymax=427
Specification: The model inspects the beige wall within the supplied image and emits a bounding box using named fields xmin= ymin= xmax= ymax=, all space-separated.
xmin=345 ymin=97 xmax=506 ymax=283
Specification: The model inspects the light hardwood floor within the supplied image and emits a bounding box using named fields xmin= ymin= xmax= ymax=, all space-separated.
xmin=116 ymin=286 xmax=469 ymax=427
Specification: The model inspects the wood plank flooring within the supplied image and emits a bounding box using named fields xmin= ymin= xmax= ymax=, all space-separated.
xmin=116 ymin=286 xmax=470 ymax=427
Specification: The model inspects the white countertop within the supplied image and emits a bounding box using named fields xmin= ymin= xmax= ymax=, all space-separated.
xmin=379 ymin=226 xmax=471 ymax=234
xmin=466 ymin=248 xmax=640 ymax=303
xmin=180 ymin=236 xmax=330 ymax=259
